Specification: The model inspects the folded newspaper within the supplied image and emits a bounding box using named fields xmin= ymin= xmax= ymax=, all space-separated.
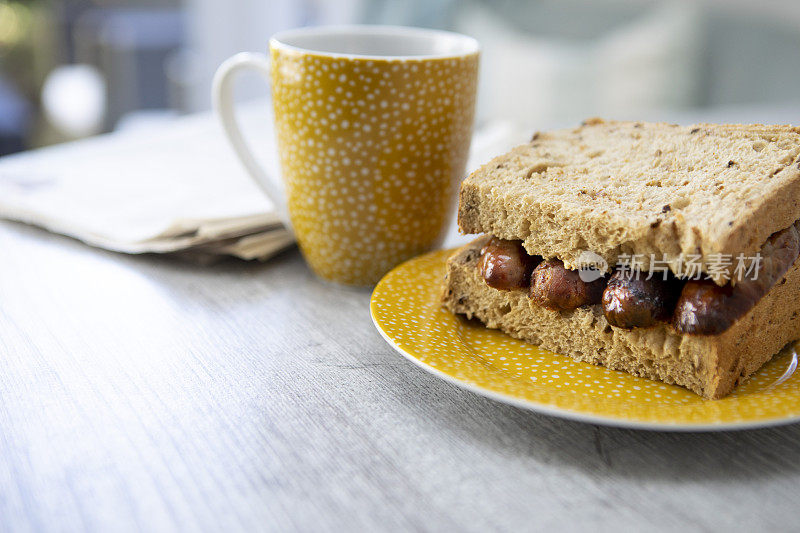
xmin=0 ymin=103 xmax=294 ymax=261
xmin=0 ymin=100 xmax=524 ymax=262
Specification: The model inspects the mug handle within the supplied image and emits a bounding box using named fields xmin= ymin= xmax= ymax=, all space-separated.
xmin=212 ymin=52 xmax=293 ymax=233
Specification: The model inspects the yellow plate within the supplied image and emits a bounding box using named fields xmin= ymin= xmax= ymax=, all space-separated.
xmin=370 ymin=248 xmax=800 ymax=430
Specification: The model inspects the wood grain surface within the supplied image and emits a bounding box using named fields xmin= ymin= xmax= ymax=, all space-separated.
xmin=2 ymin=220 xmax=800 ymax=532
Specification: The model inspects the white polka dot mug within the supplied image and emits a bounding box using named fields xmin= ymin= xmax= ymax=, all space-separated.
xmin=213 ymin=26 xmax=479 ymax=286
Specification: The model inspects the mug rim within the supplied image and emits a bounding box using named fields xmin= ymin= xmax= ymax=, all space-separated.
xmin=269 ymin=24 xmax=480 ymax=61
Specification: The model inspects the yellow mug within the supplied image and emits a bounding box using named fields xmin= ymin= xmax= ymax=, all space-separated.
xmin=213 ymin=25 xmax=479 ymax=285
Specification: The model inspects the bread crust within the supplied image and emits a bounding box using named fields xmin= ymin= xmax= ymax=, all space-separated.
xmin=458 ymin=119 xmax=800 ymax=283
xmin=441 ymin=236 xmax=800 ymax=399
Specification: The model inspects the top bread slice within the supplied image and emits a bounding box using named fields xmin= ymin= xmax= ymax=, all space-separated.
xmin=458 ymin=118 xmax=800 ymax=281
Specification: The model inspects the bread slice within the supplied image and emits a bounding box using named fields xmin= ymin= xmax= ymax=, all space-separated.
xmin=441 ymin=236 xmax=800 ymax=399
xmin=458 ymin=119 xmax=800 ymax=281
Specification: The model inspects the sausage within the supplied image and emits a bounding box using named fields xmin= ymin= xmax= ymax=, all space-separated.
xmin=478 ymin=237 xmax=537 ymax=290
xmin=530 ymin=259 xmax=606 ymax=310
xmin=602 ymin=270 xmax=680 ymax=329
xmin=674 ymin=223 xmax=800 ymax=335
xmin=672 ymin=280 xmax=755 ymax=335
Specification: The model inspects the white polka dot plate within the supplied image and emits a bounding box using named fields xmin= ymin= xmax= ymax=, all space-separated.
xmin=370 ymin=248 xmax=800 ymax=431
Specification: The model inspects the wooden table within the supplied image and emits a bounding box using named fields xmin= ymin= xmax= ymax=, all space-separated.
xmin=2 ymin=218 xmax=800 ymax=532
xmin=5 ymin=101 xmax=800 ymax=531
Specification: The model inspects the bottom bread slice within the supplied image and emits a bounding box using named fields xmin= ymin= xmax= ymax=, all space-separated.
xmin=441 ymin=236 xmax=800 ymax=399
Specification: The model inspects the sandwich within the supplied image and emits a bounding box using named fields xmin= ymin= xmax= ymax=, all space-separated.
xmin=441 ymin=118 xmax=800 ymax=399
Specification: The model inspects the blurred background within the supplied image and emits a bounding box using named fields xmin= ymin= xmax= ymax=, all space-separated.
xmin=2 ymin=0 xmax=800 ymax=156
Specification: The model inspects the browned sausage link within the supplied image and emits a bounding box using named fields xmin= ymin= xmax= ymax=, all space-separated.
xmin=530 ymin=259 xmax=606 ymax=310
xmin=672 ymin=280 xmax=755 ymax=335
xmin=674 ymin=224 xmax=800 ymax=335
xmin=602 ymin=270 xmax=681 ymax=329
xmin=478 ymin=237 xmax=537 ymax=290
